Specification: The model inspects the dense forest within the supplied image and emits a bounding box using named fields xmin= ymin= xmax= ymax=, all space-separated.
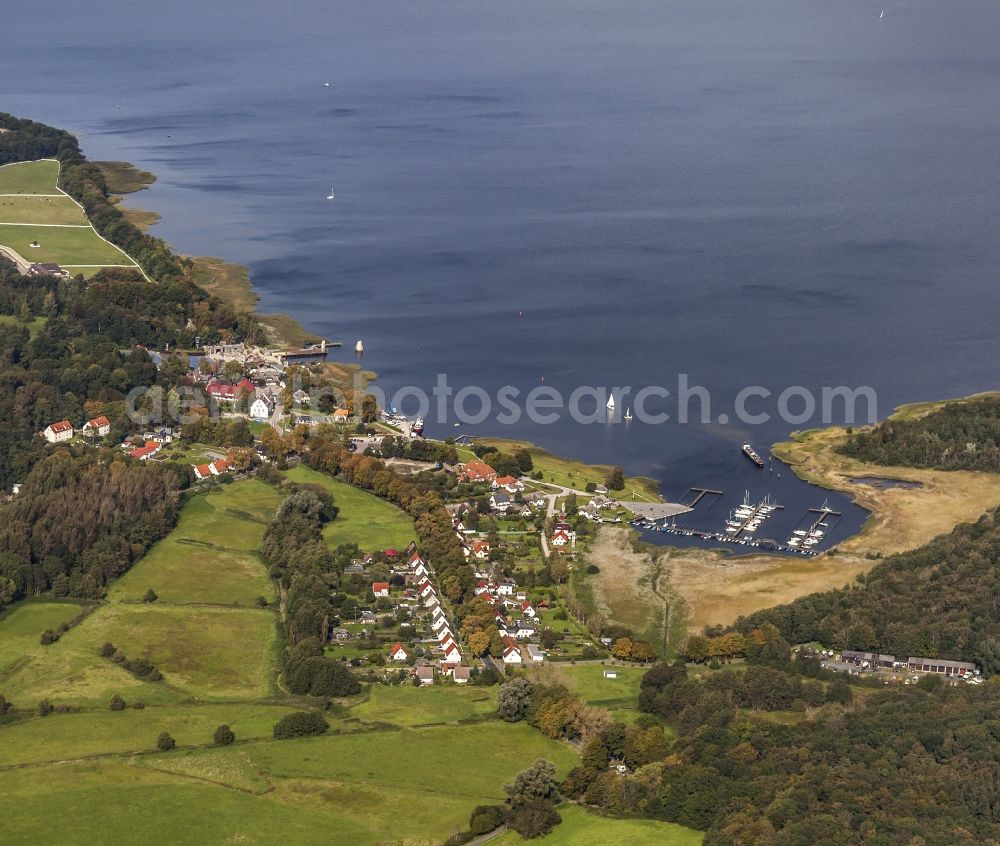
xmin=738 ymin=506 xmax=1000 ymax=674
xmin=613 ymin=658 xmax=1000 ymax=846
xmin=0 ymin=451 xmax=180 ymax=602
xmin=839 ymin=395 xmax=1000 ymax=470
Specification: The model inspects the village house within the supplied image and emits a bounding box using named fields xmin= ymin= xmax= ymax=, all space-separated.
xmin=514 ymin=619 xmax=536 ymax=640
xmin=496 ymin=580 xmax=515 ymax=596
xmin=502 ymin=637 xmax=523 ymax=664
xmin=332 ymin=407 xmax=351 ymax=423
xmin=415 ymin=665 xmax=435 ymax=686
xmin=43 ymin=420 xmax=74 ymax=443
xmin=489 ymin=492 xmax=511 ymax=513
xmin=249 ymin=393 xmax=274 ymax=421
xmin=471 ymin=540 xmax=491 ymax=560
xmin=372 ymin=582 xmax=390 ymax=598
xmin=452 ymin=666 xmax=472 ymax=684
xmin=520 ymin=601 xmax=537 ymax=619
xmin=82 ymin=416 xmax=111 ymax=438
xmin=206 ymin=378 xmax=254 ymax=403
xmin=291 ymin=389 xmax=311 ymax=405
xmin=440 ymin=641 xmax=462 ymax=664
xmin=458 ymin=459 xmax=497 ymax=484
xmin=130 ymin=440 xmax=162 ymax=461
xmin=493 ymin=475 xmax=524 ymax=493
xmin=528 ymin=491 xmax=548 ymax=508
xmin=417 ymin=581 xmax=436 ymax=600
xmin=389 ymin=642 xmax=409 ymax=662
xmin=193 ymin=457 xmax=232 ymax=480
xmin=526 ymin=645 xmax=545 ymax=662
xmin=550 ymin=529 xmax=573 ymax=548
xmin=330 ymin=627 xmax=350 ymax=641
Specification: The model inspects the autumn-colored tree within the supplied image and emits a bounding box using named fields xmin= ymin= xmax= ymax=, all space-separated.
xmin=466 ymin=630 xmax=491 ymax=657
xmin=549 ymin=556 xmax=569 ymax=584
xmin=684 ymin=635 xmax=710 ymax=663
xmin=611 ymin=638 xmax=634 ymax=661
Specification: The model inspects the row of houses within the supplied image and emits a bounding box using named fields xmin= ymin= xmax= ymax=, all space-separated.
xmin=383 ymin=550 xmax=474 ymax=682
xmin=473 ymin=573 xmax=546 ymax=665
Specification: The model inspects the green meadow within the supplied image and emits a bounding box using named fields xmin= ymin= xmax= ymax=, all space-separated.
xmin=548 ymin=664 xmax=654 ymax=724
xmin=0 ymin=159 xmax=61 ymax=193
xmin=496 ymin=804 xmax=703 ymax=846
xmin=0 ymin=194 xmax=87 ymax=224
xmin=284 ymin=464 xmax=416 ymax=550
xmin=108 ymin=481 xmax=282 ymax=606
xmin=0 ymin=223 xmax=134 ymax=266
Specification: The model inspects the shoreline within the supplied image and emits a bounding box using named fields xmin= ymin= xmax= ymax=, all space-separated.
xmin=97 ymin=159 xmax=318 ymax=351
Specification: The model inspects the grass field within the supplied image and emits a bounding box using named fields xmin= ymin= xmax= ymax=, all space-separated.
xmin=346 ymin=683 xmax=497 ymax=726
xmin=108 ymin=481 xmax=282 ymax=606
xmin=0 ymin=194 xmax=88 ymax=224
xmin=0 ymin=223 xmax=134 ymax=266
xmin=0 ymin=159 xmax=61 ymax=193
xmin=496 ymin=804 xmax=703 ymax=846
xmin=0 ymin=703 xmax=581 ymax=846
xmin=0 ymin=160 xmax=138 ymax=272
xmin=543 ymin=664 xmax=652 ymax=723
xmin=0 ymin=600 xmax=89 ymax=680
xmin=0 ymin=702 xmax=298 ymax=768
xmin=284 ymin=464 xmax=416 ymax=550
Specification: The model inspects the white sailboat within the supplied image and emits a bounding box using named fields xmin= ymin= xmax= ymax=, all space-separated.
xmin=624 ymin=406 xmax=633 ymax=421
xmin=326 ymin=186 xmax=335 ymax=200
xmin=606 ymin=395 xmax=615 ymax=411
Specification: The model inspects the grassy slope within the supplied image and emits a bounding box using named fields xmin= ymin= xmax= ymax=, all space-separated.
xmin=0 ymin=159 xmax=61 ymax=193
xmin=468 ymin=437 xmax=662 ymax=502
xmin=284 ymin=464 xmax=416 ymax=550
xmin=496 ymin=804 xmax=703 ymax=846
xmin=108 ymin=481 xmax=282 ymax=605
xmin=0 ymin=223 xmax=134 ymax=265
xmin=0 ymin=195 xmax=88 ymax=224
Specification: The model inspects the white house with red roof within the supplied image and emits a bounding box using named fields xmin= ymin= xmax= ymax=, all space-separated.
xmin=470 ymin=539 xmax=491 ymax=560
xmin=550 ymin=530 xmax=573 ymax=548
xmin=502 ymin=637 xmax=523 ymax=664
xmin=493 ymin=475 xmax=523 ymax=493
xmin=388 ymin=642 xmax=409 ymax=662
xmin=43 ymin=420 xmax=74 ymax=444
xmin=440 ymin=641 xmax=462 ymax=664
xmin=520 ymin=601 xmax=537 ymax=619
xmin=130 ymin=440 xmax=162 ymax=461
xmin=417 ymin=581 xmax=435 ymax=600
xmin=82 ymin=416 xmax=111 ymax=437
xmin=372 ymin=582 xmax=390 ymax=598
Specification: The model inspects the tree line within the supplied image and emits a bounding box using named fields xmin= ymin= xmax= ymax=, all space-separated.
xmin=839 ymin=395 xmax=1000 ymax=471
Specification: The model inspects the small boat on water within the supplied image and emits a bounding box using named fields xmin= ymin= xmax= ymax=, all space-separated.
xmin=607 ymin=395 xmax=615 ymax=411
xmin=742 ymin=443 xmax=765 ymax=467
xmin=326 ymin=186 xmax=336 ymax=200
xmin=624 ymin=406 xmax=632 ymax=421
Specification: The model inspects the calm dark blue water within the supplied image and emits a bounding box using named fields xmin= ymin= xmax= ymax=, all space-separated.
xmin=6 ymin=0 xmax=1000 ymax=549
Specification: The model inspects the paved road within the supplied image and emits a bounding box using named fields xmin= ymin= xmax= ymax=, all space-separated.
xmin=269 ymin=402 xmax=284 ymax=433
